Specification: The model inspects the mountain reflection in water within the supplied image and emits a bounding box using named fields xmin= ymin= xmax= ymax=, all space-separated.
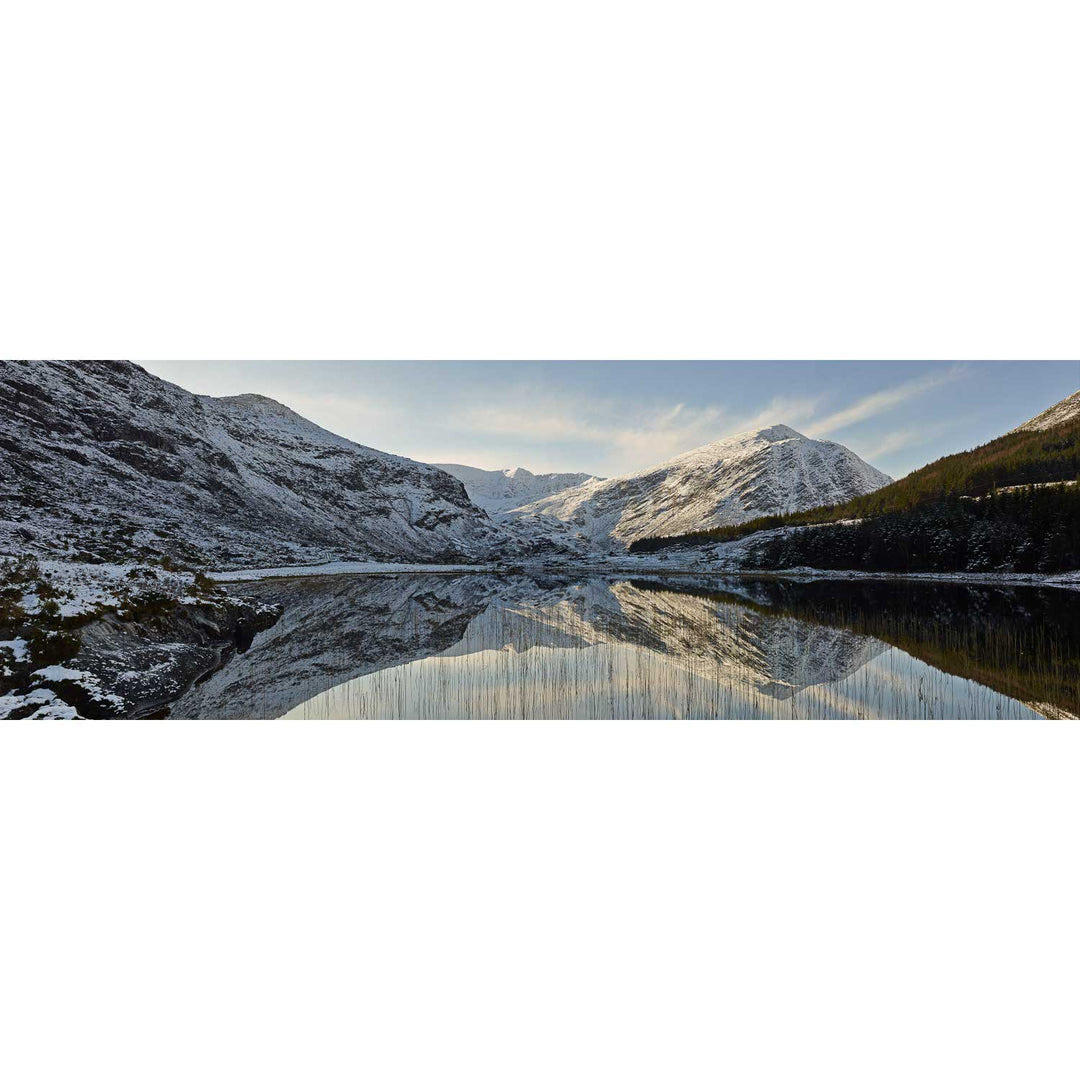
xmin=168 ymin=574 xmax=1078 ymax=720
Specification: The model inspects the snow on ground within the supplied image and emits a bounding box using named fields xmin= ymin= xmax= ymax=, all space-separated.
xmin=0 ymin=688 xmax=82 ymax=721
xmin=711 ymin=567 xmax=1080 ymax=590
xmin=29 ymin=665 xmax=125 ymax=709
xmin=207 ymin=554 xmax=1080 ymax=591
xmin=1023 ymin=701 xmax=1080 ymax=721
xmin=1 ymin=556 xmax=281 ymax=719
xmin=0 ymin=638 xmax=28 ymax=663
xmin=603 ymin=555 xmax=1080 ymax=590
xmin=12 ymin=559 xmax=213 ymax=619
xmin=962 ymin=480 xmax=1078 ymax=500
xmin=212 ymin=561 xmax=503 ymax=582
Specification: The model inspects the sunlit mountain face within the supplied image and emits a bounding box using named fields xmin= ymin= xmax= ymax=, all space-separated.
xmin=504 ymin=424 xmax=891 ymax=551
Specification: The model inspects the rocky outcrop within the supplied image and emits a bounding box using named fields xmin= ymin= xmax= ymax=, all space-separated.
xmin=1 ymin=590 xmax=282 ymax=719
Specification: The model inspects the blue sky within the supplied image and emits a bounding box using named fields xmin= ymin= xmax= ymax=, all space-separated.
xmin=142 ymin=361 xmax=1078 ymax=480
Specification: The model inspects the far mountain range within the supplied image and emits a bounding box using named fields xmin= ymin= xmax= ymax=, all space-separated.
xmin=437 ymin=426 xmax=890 ymax=551
xmin=3 ymin=360 xmax=896 ymax=567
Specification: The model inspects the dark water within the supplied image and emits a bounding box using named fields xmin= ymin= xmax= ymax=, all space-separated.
xmin=168 ymin=573 xmax=1080 ymax=720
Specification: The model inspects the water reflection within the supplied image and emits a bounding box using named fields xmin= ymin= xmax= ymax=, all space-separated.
xmin=168 ymin=573 xmax=1078 ymax=720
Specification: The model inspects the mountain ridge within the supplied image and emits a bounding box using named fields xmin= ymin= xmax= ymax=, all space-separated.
xmin=433 ymin=462 xmax=601 ymax=514
xmin=506 ymin=424 xmax=891 ymax=550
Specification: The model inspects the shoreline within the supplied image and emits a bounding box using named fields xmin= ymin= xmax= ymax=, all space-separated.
xmin=209 ymin=560 xmax=1080 ymax=590
xmin=210 ymin=561 xmax=505 ymax=582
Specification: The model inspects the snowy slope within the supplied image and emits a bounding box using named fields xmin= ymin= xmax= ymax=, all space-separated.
xmin=507 ymin=424 xmax=891 ymax=550
xmin=434 ymin=463 xmax=600 ymax=513
xmin=1010 ymin=389 xmax=1080 ymax=433
xmin=0 ymin=360 xmax=505 ymax=568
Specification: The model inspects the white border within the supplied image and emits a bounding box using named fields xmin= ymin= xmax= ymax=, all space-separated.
xmin=3 ymin=3 xmax=1079 ymax=1075
xmin=2 ymin=2 xmax=1078 ymax=360
xmin=3 ymin=722 xmax=1079 ymax=1079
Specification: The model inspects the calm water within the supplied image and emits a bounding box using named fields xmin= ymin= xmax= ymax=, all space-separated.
xmin=169 ymin=573 xmax=1079 ymax=720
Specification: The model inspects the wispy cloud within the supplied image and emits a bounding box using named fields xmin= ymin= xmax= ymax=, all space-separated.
xmin=455 ymin=391 xmax=727 ymax=471
xmin=857 ymin=428 xmax=925 ymax=460
xmin=146 ymin=359 xmax=988 ymax=478
xmin=459 ymin=369 xmax=968 ymax=475
xmin=454 ymin=390 xmax=828 ymax=474
xmin=728 ymin=394 xmax=824 ymax=435
xmin=805 ymin=366 xmax=967 ymax=438
xmin=248 ymin=371 xmax=967 ymax=478
xmin=850 ymin=420 xmax=960 ymax=470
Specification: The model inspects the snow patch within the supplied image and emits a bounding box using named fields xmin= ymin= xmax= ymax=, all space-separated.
xmin=0 ymin=638 xmax=29 ymax=663
xmin=0 ymin=688 xmax=82 ymax=721
xmin=31 ymin=664 xmax=126 ymax=709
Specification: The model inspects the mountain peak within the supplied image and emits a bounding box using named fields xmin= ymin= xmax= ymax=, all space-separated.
xmin=510 ymin=425 xmax=891 ymax=549
xmin=435 ymin=462 xmax=600 ymax=514
xmin=751 ymin=423 xmax=803 ymax=442
xmin=690 ymin=424 xmax=805 ymax=454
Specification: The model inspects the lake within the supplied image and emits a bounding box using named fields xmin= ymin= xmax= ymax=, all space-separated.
xmin=168 ymin=573 xmax=1080 ymax=720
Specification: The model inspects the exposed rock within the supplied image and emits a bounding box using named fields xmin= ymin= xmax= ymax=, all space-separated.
xmin=0 ymin=360 xmax=504 ymax=569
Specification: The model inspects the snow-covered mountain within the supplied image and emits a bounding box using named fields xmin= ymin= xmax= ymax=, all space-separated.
xmin=0 ymin=362 xmax=895 ymax=568
xmin=0 ymin=360 xmax=503 ymax=568
xmin=507 ymin=424 xmax=891 ymax=549
xmin=1011 ymin=389 xmax=1080 ymax=433
xmin=433 ymin=463 xmax=600 ymax=513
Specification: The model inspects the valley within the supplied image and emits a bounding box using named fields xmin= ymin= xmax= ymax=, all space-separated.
xmin=1 ymin=360 xmax=1076 ymax=719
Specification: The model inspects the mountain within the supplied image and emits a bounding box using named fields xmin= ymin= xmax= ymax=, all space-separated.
xmin=1011 ymin=388 xmax=1080 ymax=433
xmin=629 ymin=388 xmax=1080 ymax=555
xmin=507 ymin=424 xmax=891 ymax=550
xmin=627 ymin=389 xmax=1080 ymax=573
xmin=0 ymin=360 xmax=502 ymax=568
xmin=433 ymin=463 xmax=600 ymax=513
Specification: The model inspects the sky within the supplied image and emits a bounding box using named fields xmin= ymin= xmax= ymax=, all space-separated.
xmin=141 ymin=361 xmax=1078 ymax=481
